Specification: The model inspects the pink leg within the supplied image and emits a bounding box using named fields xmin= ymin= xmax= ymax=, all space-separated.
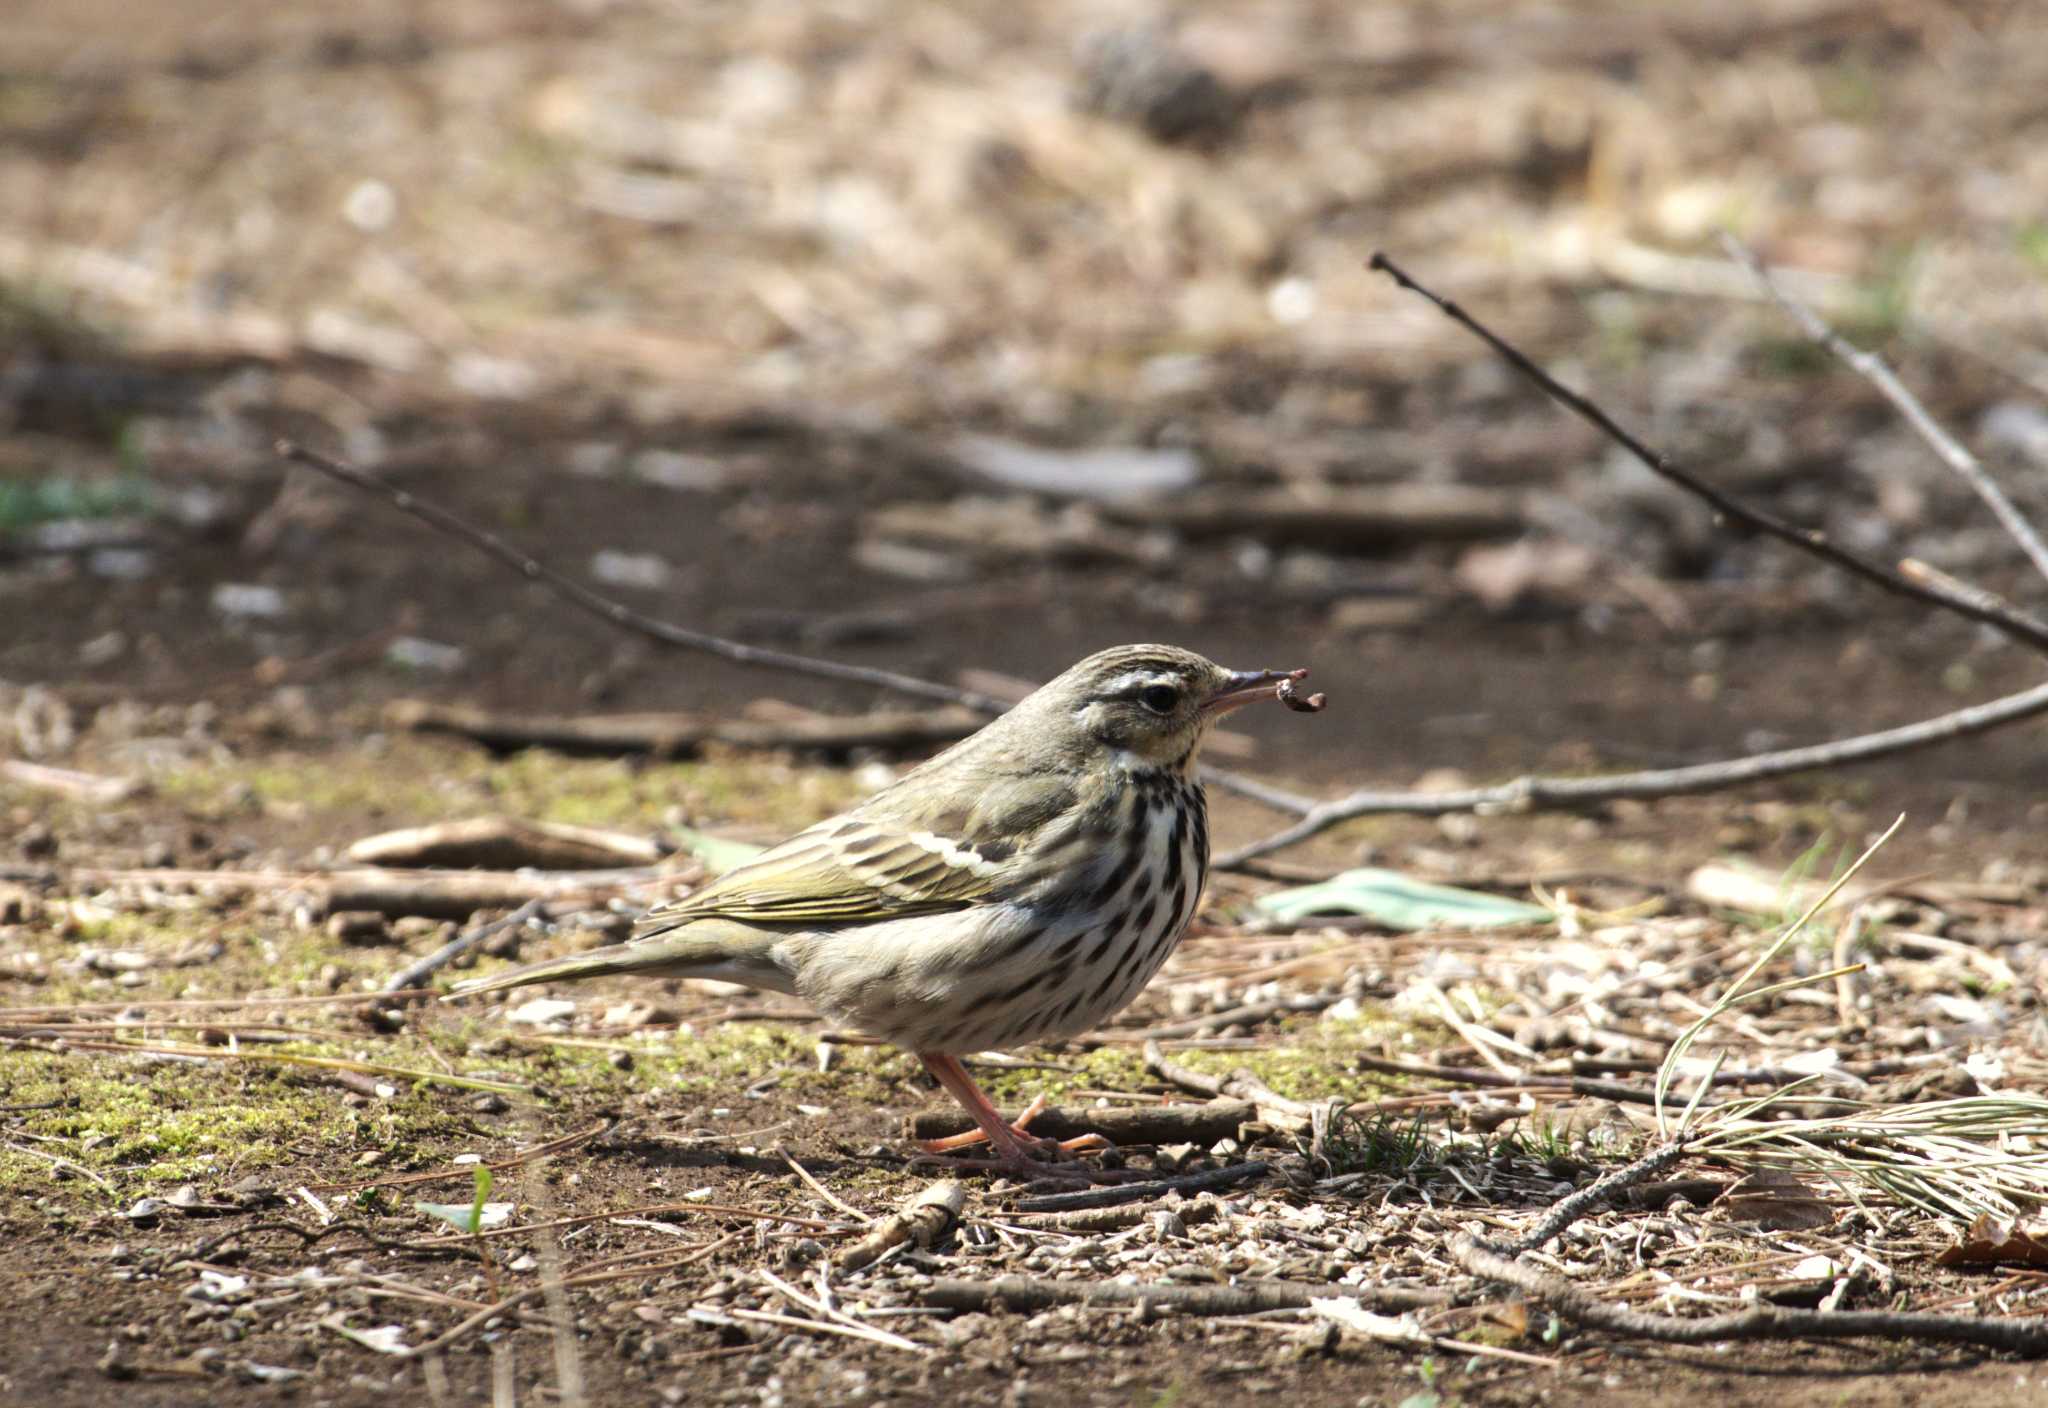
xmin=920 ymin=1092 xmax=1050 ymax=1154
xmin=913 ymin=1052 xmax=1126 ymax=1179
xmin=916 ymin=1052 xmax=1049 ymax=1163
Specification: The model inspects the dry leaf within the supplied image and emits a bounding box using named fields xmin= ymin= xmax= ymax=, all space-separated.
xmin=1714 ymin=1169 xmax=1836 ymax=1230
xmin=1935 ymin=1214 xmax=2048 ymax=1269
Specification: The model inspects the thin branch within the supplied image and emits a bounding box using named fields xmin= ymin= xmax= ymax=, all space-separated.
xmin=1010 ymin=1160 xmax=1270 ymax=1214
xmin=1363 ymin=254 xmax=2048 ymax=653
xmin=383 ymin=898 xmax=545 ymax=995
xmin=1221 ymin=256 xmax=2048 ymax=862
xmin=1722 ymin=232 xmax=2048 ymax=587
xmin=836 ymin=1180 xmax=965 ymax=1272
xmin=275 ymin=439 xmax=1299 ymax=810
xmin=1449 ymin=1234 xmax=2048 ymax=1356
xmin=922 ymin=1276 xmax=1452 ymax=1316
xmin=1503 ymin=1141 xmax=1691 ymax=1254
xmin=277 ymin=440 xmax=1014 ymax=714
xmin=1217 ymin=674 xmax=2048 ymax=866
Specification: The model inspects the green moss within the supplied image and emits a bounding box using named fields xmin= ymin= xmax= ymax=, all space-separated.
xmin=2020 ymin=223 xmax=2048 ymax=277
xmin=150 ymin=740 xmax=867 ymax=834
xmin=0 ymin=1050 xmax=466 ymax=1196
xmin=152 ymin=752 xmax=450 ymax=821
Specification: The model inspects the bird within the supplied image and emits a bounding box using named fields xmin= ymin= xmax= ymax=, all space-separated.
xmin=448 ymin=644 xmax=1323 ymax=1175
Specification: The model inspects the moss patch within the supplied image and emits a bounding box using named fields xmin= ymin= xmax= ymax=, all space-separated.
xmin=0 ymin=1050 xmax=471 ymax=1196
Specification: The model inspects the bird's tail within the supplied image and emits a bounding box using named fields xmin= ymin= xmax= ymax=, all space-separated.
xmin=444 ymin=925 xmax=783 ymax=1001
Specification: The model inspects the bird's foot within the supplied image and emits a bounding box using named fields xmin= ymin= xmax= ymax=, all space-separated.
xmin=915 ymin=1094 xmax=1095 ymax=1155
xmin=912 ymin=1093 xmax=1138 ymax=1181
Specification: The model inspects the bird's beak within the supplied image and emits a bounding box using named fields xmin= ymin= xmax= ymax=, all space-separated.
xmin=1202 ymin=667 xmax=1314 ymax=717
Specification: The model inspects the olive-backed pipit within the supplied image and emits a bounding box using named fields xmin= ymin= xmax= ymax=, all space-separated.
xmin=449 ymin=644 xmax=1321 ymax=1173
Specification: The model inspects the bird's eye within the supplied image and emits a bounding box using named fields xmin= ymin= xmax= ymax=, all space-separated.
xmin=1138 ymin=684 xmax=1180 ymax=714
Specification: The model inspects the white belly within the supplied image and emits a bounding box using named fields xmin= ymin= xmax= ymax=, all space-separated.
xmin=780 ymin=793 xmax=1206 ymax=1053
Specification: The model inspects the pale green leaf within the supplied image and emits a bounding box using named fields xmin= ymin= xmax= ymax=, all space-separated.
xmin=1252 ymin=868 xmax=1551 ymax=931
xmin=671 ymin=827 xmax=768 ymax=876
xmin=416 ymin=1199 xmax=512 ymax=1234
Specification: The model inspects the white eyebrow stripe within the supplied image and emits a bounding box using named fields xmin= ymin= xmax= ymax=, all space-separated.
xmin=1100 ymin=669 xmax=1174 ymax=695
xmin=904 ymin=830 xmax=1003 ymax=879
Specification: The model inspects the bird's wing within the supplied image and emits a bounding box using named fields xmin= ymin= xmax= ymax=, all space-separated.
xmin=639 ymin=811 xmax=1015 ymax=932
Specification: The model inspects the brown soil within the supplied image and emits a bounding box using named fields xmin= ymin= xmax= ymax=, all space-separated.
xmin=5 ymin=1 xmax=2048 ymax=1404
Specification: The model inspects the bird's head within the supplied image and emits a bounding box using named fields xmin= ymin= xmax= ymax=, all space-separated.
xmin=1040 ymin=644 xmax=1317 ymax=774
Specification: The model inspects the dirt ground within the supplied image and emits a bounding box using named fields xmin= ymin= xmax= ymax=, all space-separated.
xmin=6 ymin=2 xmax=2048 ymax=1405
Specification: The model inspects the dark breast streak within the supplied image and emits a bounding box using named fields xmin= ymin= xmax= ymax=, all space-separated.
xmin=956 ymin=771 xmax=1211 ymax=1052
xmin=1049 ymin=775 xmax=1209 ymax=1044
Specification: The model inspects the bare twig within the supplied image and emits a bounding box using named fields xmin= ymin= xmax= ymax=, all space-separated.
xmin=1364 ymin=254 xmax=2048 ymax=652
xmin=908 ymin=1098 xmax=1255 ymax=1146
xmin=277 ymin=441 xmax=1014 ymax=714
xmin=384 ymin=900 xmax=547 ymax=995
xmin=385 ymin=698 xmax=986 ymax=758
xmin=1219 ymin=676 xmax=2048 ymax=865
xmin=404 ymin=1200 xmax=846 ymax=1246
xmin=1723 ymin=232 xmax=2048 ymax=586
xmin=1011 ymin=1160 xmax=1269 ymax=1214
xmin=1502 ymin=1141 xmax=1692 ymax=1254
xmin=278 ymin=439 xmax=1305 ymax=810
xmin=1110 ymin=993 xmax=1340 ymax=1043
xmin=1142 ymin=1042 xmax=1315 ymax=1127
xmin=1001 ymin=1191 xmax=1226 ymax=1235
xmin=516 ymin=1157 xmax=588 ymax=1408
xmin=1352 ymin=1053 xmax=1711 ymax=1110
xmin=3 ymin=1139 xmax=117 ymax=1195
xmin=2 ymin=1034 xmax=530 ymax=1097
xmin=1899 ymin=557 xmax=2034 ymax=623
xmin=0 ymin=760 xmax=143 ymax=804
xmin=836 ymin=1181 xmax=965 ymax=1271
xmin=0 ymin=991 xmax=432 ymax=1020
xmin=1221 ymin=256 xmax=2048 ymax=862
xmin=407 ymin=1236 xmax=736 ymax=1359
xmin=781 ymin=1151 xmax=872 ymax=1225
xmin=55 ymin=863 xmax=662 ymax=919
xmin=728 ymin=1304 xmax=930 ymax=1355
xmin=923 ymin=1276 xmax=1451 ymax=1316
xmin=1449 ymin=1234 xmax=2048 ymax=1355
xmin=304 ymin=1122 xmax=613 ymax=1194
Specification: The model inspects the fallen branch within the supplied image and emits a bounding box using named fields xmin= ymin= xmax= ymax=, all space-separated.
xmin=1144 ymin=1042 xmax=1315 ymax=1128
xmin=1219 ymin=675 xmax=2048 ymax=865
xmin=384 ymin=899 xmax=546 ymax=994
xmin=923 ymin=1276 xmax=1450 ymax=1316
xmin=1723 ymin=232 xmax=2048 ymax=587
xmin=325 ymin=866 xmax=657 ymax=919
xmin=1103 ymin=483 xmax=1525 ymax=549
xmin=385 ymin=698 xmax=987 ymax=759
xmin=1107 ymin=994 xmax=1340 ymax=1043
xmin=348 ymin=816 xmax=663 ymax=870
xmin=1003 ymin=1191 xmax=1226 ymax=1235
xmin=0 ymin=760 xmax=144 ymax=804
xmin=1011 ymin=1159 xmax=1269 ymax=1214
xmin=907 ymin=1099 xmax=1256 ymax=1147
xmin=836 ymin=1180 xmax=966 ymax=1271
xmin=1449 ymin=1233 xmax=2048 ymax=1356
xmin=64 ymin=864 xmax=664 ymax=919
